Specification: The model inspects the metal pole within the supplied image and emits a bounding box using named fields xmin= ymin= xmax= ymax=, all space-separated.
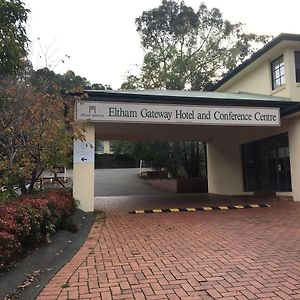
xmin=64 ymin=166 xmax=67 ymax=181
xmin=139 ymin=160 xmax=143 ymax=176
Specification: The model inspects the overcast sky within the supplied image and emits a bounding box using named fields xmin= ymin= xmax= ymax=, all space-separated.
xmin=24 ymin=0 xmax=300 ymax=89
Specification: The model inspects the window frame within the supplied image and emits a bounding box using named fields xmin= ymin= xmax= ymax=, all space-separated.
xmin=271 ymin=55 xmax=285 ymax=90
xmin=295 ymin=51 xmax=300 ymax=83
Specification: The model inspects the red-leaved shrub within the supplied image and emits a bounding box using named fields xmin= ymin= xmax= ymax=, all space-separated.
xmin=0 ymin=189 xmax=76 ymax=271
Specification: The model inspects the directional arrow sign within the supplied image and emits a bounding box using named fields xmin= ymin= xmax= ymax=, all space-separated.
xmin=74 ymin=140 xmax=95 ymax=164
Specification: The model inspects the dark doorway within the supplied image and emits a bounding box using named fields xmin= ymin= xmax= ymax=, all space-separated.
xmin=242 ymin=133 xmax=291 ymax=192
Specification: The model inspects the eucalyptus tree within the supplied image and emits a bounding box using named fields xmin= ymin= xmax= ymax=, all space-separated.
xmin=122 ymin=0 xmax=270 ymax=91
xmin=121 ymin=1 xmax=270 ymax=178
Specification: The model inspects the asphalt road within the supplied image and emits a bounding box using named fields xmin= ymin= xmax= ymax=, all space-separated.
xmin=94 ymin=168 xmax=170 ymax=196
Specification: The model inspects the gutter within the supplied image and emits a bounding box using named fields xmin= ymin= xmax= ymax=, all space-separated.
xmin=281 ymin=102 xmax=300 ymax=117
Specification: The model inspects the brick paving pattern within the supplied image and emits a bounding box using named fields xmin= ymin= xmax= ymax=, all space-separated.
xmin=38 ymin=195 xmax=300 ymax=299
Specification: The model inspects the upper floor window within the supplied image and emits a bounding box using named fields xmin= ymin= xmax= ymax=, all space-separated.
xmin=271 ymin=55 xmax=285 ymax=90
xmin=295 ymin=51 xmax=300 ymax=83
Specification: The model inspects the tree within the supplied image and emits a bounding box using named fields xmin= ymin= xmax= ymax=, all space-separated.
xmin=113 ymin=141 xmax=170 ymax=171
xmin=0 ymin=62 xmax=113 ymax=195
xmin=30 ymin=67 xmax=110 ymax=93
xmin=112 ymin=140 xmax=207 ymax=178
xmin=0 ymin=73 xmax=84 ymax=194
xmin=0 ymin=0 xmax=29 ymax=75
xmin=121 ymin=75 xmax=142 ymax=90
xmin=0 ymin=1 xmax=111 ymax=195
xmin=168 ymin=141 xmax=206 ymax=178
xmin=123 ymin=0 xmax=270 ymax=91
xmin=120 ymin=1 xmax=270 ymax=178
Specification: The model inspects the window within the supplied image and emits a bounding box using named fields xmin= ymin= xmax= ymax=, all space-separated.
xmin=97 ymin=142 xmax=104 ymax=154
xmin=295 ymin=51 xmax=300 ymax=82
xmin=271 ymin=55 xmax=285 ymax=90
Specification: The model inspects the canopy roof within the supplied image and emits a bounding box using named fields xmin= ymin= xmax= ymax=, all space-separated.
xmin=83 ymin=89 xmax=300 ymax=117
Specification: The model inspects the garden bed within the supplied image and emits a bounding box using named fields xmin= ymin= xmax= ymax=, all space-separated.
xmin=0 ymin=209 xmax=97 ymax=300
xmin=0 ymin=189 xmax=76 ymax=273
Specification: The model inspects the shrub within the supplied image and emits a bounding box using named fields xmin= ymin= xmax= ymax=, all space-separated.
xmin=0 ymin=232 xmax=21 ymax=270
xmin=0 ymin=189 xmax=76 ymax=271
xmin=0 ymin=188 xmax=17 ymax=203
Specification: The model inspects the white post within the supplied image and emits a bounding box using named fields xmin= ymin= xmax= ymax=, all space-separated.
xmin=288 ymin=117 xmax=300 ymax=201
xmin=64 ymin=166 xmax=67 ymax=182
xmin=73 ymin=124 xmax=95 ymax=212
xmin=207 ymin=137 xmax=244 ymax=195
xmin=139 ymin=160 xmax=143 ymax=176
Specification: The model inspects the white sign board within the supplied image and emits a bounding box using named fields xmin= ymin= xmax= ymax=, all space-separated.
xmin=76 ymin=101 xmax=281 ymax=127
xmin=73 ymin=140 xmax=95 ymax=164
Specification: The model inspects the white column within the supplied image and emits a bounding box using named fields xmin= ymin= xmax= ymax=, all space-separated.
xmin=288 ymin=117 xmax=300 ymax=201
xmin=73 ymin=124 xmax=95 ymax=211
xmin=207 ymin=137 xmax=244 ymax=195
xmin=283 ymin=49 xmax=297 ymax=99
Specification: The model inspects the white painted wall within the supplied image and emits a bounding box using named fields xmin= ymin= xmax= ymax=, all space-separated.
xmin=217 ymin=45 xmax=300 ymax=101
xmin=207 ymin=117 xmax=299 ymax=200
xmin=207 ymin=137 xmax=244 ymax=195
xmin=213 ymin=42 xmax=300 ymax=200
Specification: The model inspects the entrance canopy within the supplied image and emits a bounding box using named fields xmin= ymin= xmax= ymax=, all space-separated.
xmin=72 ymin=89 xmax=300 ymax=211
xmin=74 ymin=90 xmax=300 ymax=141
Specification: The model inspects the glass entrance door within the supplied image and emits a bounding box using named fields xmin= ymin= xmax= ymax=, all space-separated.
xmin=242 ymin=133 xmax=291 ymax=192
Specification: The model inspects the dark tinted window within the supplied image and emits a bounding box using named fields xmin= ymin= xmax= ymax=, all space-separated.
xmin=242 ymin=133 xmax=291 ymax=192
xmin=295 ymin=51 xmax=300 ymax=82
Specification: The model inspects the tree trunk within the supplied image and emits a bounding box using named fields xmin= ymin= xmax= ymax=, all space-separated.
xmin=28 ymin=170 xmax=43 ymax=193
xmin=19 ymin=179 xmax=28 ymax=194
xmin=168 ymin=142 xmax=178 ymax=178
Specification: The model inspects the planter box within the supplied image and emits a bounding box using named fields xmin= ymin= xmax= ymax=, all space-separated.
xmin=148 ymin=178 xmax=208 ymax=193
xmin=145 ymin=171 xmax=168 ymax=179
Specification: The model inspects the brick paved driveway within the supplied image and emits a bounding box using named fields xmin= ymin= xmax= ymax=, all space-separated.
xmin=38 ymin=195 xmax=300 ymax=299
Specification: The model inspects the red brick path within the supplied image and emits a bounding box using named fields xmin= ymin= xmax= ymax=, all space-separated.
xmin=38 ymin=196 xmax=300 ymax=299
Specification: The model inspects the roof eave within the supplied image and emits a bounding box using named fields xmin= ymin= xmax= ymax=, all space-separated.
xmin=82 ymin=90 xmax=296 ymax=110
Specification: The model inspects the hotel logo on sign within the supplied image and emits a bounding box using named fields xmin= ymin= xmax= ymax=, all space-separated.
xmin=89 ymin=105 xmax=96 ymax=114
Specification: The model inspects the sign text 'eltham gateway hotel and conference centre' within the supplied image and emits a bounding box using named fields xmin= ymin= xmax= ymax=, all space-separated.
xmin=76 ymin=101 xmax=280 ymax=127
